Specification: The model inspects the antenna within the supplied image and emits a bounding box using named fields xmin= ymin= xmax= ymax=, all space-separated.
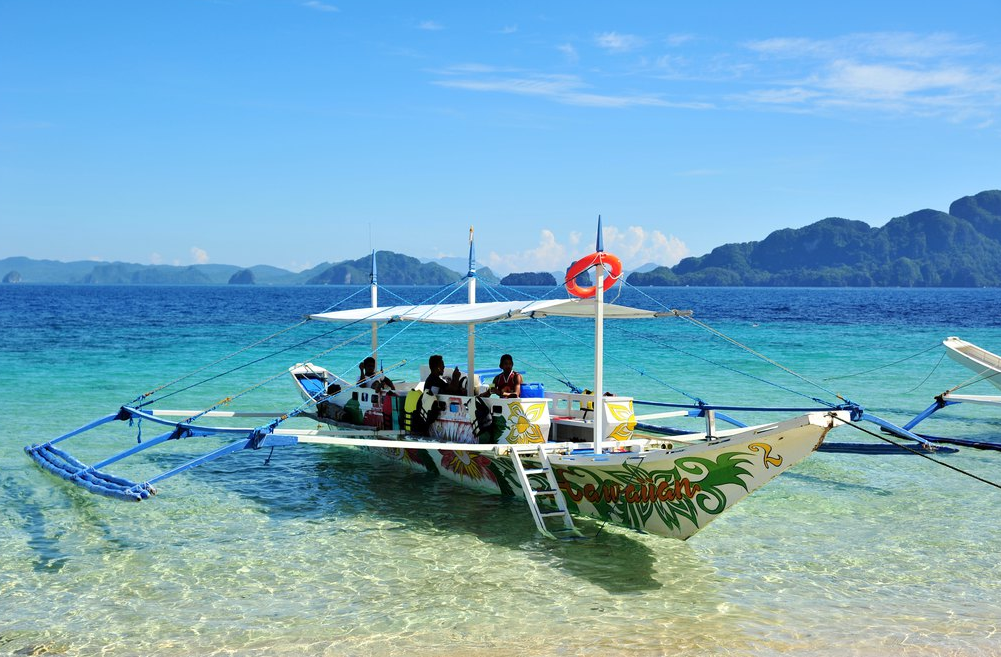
xmin=596 ymin=215 xmax=604 ymax=253
xmin=467 ymin=225 xmax=476 ymax=276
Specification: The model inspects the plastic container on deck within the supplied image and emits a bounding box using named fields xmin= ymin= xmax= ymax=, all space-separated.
xmin=520 ymin=383 xmax=545 ymax=398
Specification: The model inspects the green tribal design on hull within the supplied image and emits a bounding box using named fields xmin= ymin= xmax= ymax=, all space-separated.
xmin=555 ymin=451 xmax=757 ymax=532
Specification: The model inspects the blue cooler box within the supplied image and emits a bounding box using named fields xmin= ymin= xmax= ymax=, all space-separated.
xmin=521 ymin=383 xmax=545 ymax=398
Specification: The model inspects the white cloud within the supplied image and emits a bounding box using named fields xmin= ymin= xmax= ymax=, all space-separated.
xmin=595 ymin=32 xmax=645 ymax=53
xmin=557 ymin=43 xmax=578 ymax=64
xmin=487 ymin=229 xmax=568 ymax=274
xmin=737 ymin=32 xmax=1001 ymax=122
xmin=190 ymin=246 xmax=209 ymax=264
xmin=434 ymin=73 xmax=709 ymax=109
xmin=499 ymin=25 xmax=517 ymax=35
xmin=601 ymin=226 xmax=689 ymax=267
xmin=302 ymin=1 xmax=338 ymax=12
xmin=665 ymin=34 xmax=695 ymax=47
xmin=287 ymin=260 xmax=314 ymax=273
xmin=746 ymin=32 xmax=980 ymax=61
xmin=486 ymin=226 xmax=688 ymax=275
xmin=418 ymin=20 xmax=443 ymax=31
xmin=429 ymin=30 xmax=999 ymax=125
xmin=150 ymin=252 xmax=163 ymax=265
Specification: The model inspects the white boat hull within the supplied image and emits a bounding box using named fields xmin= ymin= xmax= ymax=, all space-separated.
xmin=353 ymin=411 xmax=843 ymax=540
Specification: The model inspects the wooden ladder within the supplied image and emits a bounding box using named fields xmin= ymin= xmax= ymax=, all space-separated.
xmin=509 ymin=444 xmax=585 ymax=540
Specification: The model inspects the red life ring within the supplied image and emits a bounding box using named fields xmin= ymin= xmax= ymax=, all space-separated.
xmin=565 ymin=252 xmax=623 ymax=298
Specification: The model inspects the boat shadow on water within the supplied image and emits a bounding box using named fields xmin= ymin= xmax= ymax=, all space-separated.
xmin=164 ymin=444 xmax=697 ymax=594
xmin=5 ymin=469 xmax=141 ymax=573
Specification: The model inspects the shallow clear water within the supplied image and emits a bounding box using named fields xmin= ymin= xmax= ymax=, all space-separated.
xmin=2 ymin=284 xmax=1000 ymax=656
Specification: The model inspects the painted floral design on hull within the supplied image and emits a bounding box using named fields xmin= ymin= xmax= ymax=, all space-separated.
xmin=440 ymin=450 xmax=497 ymax=483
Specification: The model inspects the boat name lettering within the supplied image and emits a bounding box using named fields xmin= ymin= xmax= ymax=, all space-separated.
xmin=558 ymin=477 xmax=701 ymax=504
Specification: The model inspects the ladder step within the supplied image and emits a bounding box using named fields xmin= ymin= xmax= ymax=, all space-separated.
xmin=532 ymin=489 xmax=557 ymax=496
xmin=539 ymin=510 xmax=567 ymax=518
xmin=522 ymin=468 xmax=547 ymax=475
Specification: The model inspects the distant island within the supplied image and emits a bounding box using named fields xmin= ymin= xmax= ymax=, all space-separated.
xmin=4 ymin=190 xmax=1001 ymax=287
xmin=501 ymin=272 xmax=557 ymax=286
xmin=628 ymin=190 xmax=1001 ymax=287
xmin=0 ymin=252 xmax=500 ymax=287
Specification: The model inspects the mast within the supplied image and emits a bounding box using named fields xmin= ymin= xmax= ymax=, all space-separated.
xmin=593 ymin=216 xmax=605 ymax=455
xmin=466 ymin=227 xmax=477 ymax=396
xmin=370 ymin=249 xmax=378 ymax=359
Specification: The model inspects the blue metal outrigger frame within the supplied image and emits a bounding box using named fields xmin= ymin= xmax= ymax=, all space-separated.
xmin=632 ymin=399 xmax=957 ymax=453
xmin=24 ymin=406 xmax=298 ymax=502
xmin=26 ymin=396 xmax=963 ymax=504
xmin=892 ymin=391 xmax=1001 ymax=451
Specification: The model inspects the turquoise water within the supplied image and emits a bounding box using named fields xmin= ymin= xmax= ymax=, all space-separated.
xmin=2 ymin=284 xmax=1000 ymax=656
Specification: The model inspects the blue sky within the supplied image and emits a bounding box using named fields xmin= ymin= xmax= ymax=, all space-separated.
xmin=2 ymin=1 xmax=1000 ymax=274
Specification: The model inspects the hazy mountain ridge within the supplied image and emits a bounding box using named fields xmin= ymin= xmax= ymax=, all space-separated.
xmin=6 ymin=190 xmax=1001 ymax=287
xmin=0 ymin=252 xmax=499 ymax=286
xmin=628 ymin=190 xmax=1001 ymax=287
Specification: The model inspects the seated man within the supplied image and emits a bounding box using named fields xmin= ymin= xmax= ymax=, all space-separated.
xmin=358 ymin=356 xmax=395 ymax=392
xmin=489 ymin=354 xmax=522 ymax=398
xmin=423 ymin=354 xmax=451 ymax=395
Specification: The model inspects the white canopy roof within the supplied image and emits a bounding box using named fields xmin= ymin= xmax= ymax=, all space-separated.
xmin=309 ymin=299 xmax=687 ymax=325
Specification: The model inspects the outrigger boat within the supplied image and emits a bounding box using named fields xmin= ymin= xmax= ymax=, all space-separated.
xmin=27 ymin=224 xmax=856 ymax=541
xmin=890 ymin=336 xmax=1001 ymax=451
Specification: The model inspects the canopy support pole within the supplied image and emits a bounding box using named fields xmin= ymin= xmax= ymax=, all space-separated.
xmin=370 ymin=249 xmax=378 ymax=360
xmin=466 ymin=227 xmax=477 ymax=396
xmin=593 ymin=217 xmax=605 ymax=456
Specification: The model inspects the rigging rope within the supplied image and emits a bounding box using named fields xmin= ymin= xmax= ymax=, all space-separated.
xmin=844 ymin=418 xmax=1001 ymax=491
xmin=526 ymin=315 xmax=705 ymax=404
xmin=621 ymin=279 xmax=849 ymax=404
xmin=903 ymin=351 xmax=947 ymax=395
xmin=181 ymin=326 xmax=373 ymax=425
xmin=478 ymin=282 xmax=581 ymax=392
xmin=609 ymin=322 xmax=836 ymax=408
xmin=946 ymin=366 xmax=1001 ymax=395
xmin=824 ymin=342 xmax=941 ymax=381
xmin=128 ymin=285 xmax=372 ymax=406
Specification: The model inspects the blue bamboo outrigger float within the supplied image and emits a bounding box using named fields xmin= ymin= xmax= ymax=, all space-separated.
xmin=24 ymin=222 xmax=981 ymax=539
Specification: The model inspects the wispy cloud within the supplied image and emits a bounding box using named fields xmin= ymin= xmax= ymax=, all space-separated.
xmin=418 ymin=20 xmax=444 ymax=31
xmin=664 ymin=34 xmax=695 ymax=48
xmin=150 ymin=252 xmax=163 ymax=265
xmin=498 ymin=25 xmax=518 ymax=35
xmin=302 ymin=1 xmax=339 ymax=12
xmin=595 ymin=31 xmax=645 ymax=53
xmin=746 ymin=32 xmax=980 ymax=60
xmin=434 ymin=70 xmax=709 ymax=109
xmin=428 ymin=30 xmax=1000 ymax=125
xmin=737 ymin=33 xmax=1001 ymax=121
xmin=557 ymin=43 xmax=578 ymax=64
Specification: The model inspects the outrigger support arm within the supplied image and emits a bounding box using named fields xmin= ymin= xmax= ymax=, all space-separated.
xmin=901 ymin=395 xmax=959 ymax=432
xmin=24 ymin=406 xmax=299 ymax=502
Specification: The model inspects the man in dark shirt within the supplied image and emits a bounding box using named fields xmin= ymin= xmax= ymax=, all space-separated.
xmin=424 ymin=354 xmax=451 ymax=395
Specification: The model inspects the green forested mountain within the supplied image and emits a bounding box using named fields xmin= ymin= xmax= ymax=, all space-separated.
xmin=500 ymin=272 xmax=558 ymax=286
xmin=629 ymin=190 xmax=1001 ymax=287
xmin=307 ymin=251 xmax=463 ymax=285
xmin=6 ymin=191 xmax=1001 ymax=287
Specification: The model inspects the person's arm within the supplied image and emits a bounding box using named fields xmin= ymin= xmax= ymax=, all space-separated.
xmin=512 ymin=373 xmax=522 ymax=398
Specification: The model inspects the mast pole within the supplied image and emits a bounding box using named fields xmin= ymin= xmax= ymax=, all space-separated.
xmin=466 ymin=227 xmax=477 ymax=397
xmin=593 ymin=216 xmax=605 ymax=456
xmin=370 ymin=249 xmax=378 ymax=359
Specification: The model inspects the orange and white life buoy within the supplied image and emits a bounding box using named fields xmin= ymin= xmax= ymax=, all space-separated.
xmin=565 ymin=252 xmax=623 ymax=298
